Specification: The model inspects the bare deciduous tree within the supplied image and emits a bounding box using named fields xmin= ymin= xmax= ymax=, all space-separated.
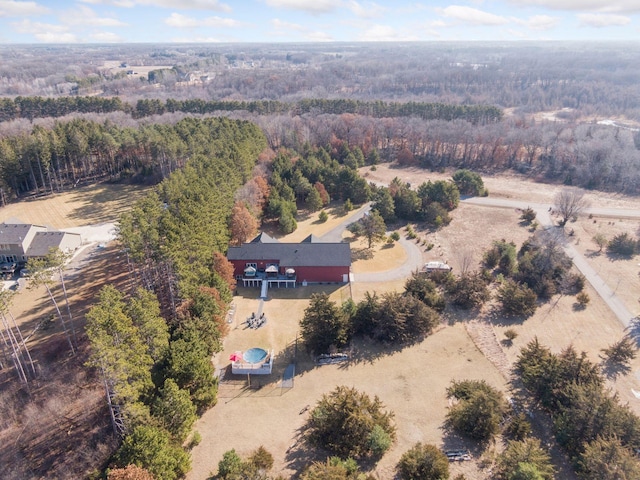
xmin=455 ymin=249 xmax=475 ymax=276
xmin=554 ymin=188 xmax=590 ymax=226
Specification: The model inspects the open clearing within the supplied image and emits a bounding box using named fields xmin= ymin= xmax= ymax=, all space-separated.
xmin=3 ymin=168 xmax=640 ymax=479
xmin=0 ymin=183 xmax=151 ymax=228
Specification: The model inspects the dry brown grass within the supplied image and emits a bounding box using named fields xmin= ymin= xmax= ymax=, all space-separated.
xmin=4 ymin=169 xmax=640 ymax=480
xmin=188 ymin=166 xmax=640 ymax=479
xmin=0 ymin=183 xmax=151 ymax=228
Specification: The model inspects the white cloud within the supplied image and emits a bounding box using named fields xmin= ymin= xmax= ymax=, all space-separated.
xmin=578 ymin=13 xmax=631 ymax=27
xmin=509 ymin=0 xmax=640 ymax=14
xmin=11 ymin=19 xmax=78 ymax=42
xmin=506 ymin=28 xmax=529 ymax=38
xmin=347 ymin=1 xmax=385 ymax=19
xmin=519 ymin=14 xmax=559 ymax=30
xmin=34 ymin=31 xmax=78 ymax=42
xmin=79 ymin=0 xmax=232 ymax=12
xmin=271 ymin=18 xmax=305 ymax=31
xmin=171 ymin=35 xmax=222 ymax=42
xmin=429 ymin=20 xmax=448 ymax=28
xmin=165 ymin=12 xmax=241 ymax=28
xmin=0 ymin=0 xmax=49 ymax=17
xmin=305 ymin=30 xmax=333 ymax=41
xmin=440 ymin=5 xmax=509 ymax=26
xmin=90 ymin=31 xmax=124 ymax=42
xmin=264 ymin=0 xmax=341 ymax=14
xmin=63 ymin=6 xmax=127 ymax=27
xmin=358 ymin=24 xmax=421 ymax=41
xmin=12 ymin=18 xmax=67 ymax=33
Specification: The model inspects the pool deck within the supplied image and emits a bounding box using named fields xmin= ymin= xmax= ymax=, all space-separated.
xmin=231 ymin=349 xmax=274 ymax=375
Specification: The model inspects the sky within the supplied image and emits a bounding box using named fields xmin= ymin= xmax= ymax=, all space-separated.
xmin=0 ymin=0 xmax=638 ymax=44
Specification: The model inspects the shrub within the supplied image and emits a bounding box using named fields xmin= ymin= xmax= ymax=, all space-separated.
xmin=248 ymin=445 xmax=274 ymax=471
xmin=520 ymin=207 xmax=537 ymax=223
xmin=592 ymin=233 xmax=607 ymax=252
xmin=187 ymin=431 xmax=201 ymax=449
xmin=301 ymin=457 xmax=370 ymax=480
xmin=397 ymin=443 xmax=449 ymax=480
xmin=504 ymin=329 xmax=518 ymax=343
xmin=576 ymin=292 xmax=590 ymax=307
xmin=446 ymin=273 xmax=491 ymax=310
xmin=497 ymin=280 xmax=537 ymax=317
xmin=495 ymin=438 xmax=554 ymax=480
xmin=367 ymin=424 xmax=393 ymax=457
xmin=318 ymin=210 xmax=329 ymax=223
xmin=390 ymin=231 xmax=400 ymax=241
xmin=446 ymin=380 xmax=507 ymax=442
xmin=607 ymin=232 xmax=636 ymax=256
xmin=306 ymin=386 xmax=396 ymax=458
xmin=217 ymin=449 xmax=243 ymax=479
xmin=504 ymin=412 xmax=532 ymax=441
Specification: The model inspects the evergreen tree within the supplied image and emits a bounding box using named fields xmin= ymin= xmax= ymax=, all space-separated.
xmin=300 ymin=293 xmax=350 ymax=354
xmin=397 ymin=443 xmax=450 ymax=480
xmin=152 ymin=379 xmax=197 ymax=442
xmin=114 ymin=425 xmax=190 ymax=480
xmin=307 ymin=386 xmax=396 ymax=459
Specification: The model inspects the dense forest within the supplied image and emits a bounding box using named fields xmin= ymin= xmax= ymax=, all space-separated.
xmin=1 ymin=43 xmax=639 ymax=196
xmin=1 ymin=43 xmax=639 ymax=119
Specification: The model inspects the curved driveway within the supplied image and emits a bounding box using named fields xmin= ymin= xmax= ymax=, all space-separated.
xmin=320 ymin=203 xmax=426 ymax=283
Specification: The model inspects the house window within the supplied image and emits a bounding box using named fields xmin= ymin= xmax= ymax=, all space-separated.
xmin=246 ymin=262 xmax=257 ymax=269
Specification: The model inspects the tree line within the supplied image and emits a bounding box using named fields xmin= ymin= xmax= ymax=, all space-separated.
xmin=83 ymin=117 xmax=267 ymax=479
xmin=0 ymin=116 xmax=266 ymax=198
xmin=0 ymin=95 xmax=502 ymax=125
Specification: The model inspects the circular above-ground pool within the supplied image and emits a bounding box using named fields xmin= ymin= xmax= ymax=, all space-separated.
xmin=243 ymin=347 xmax=268 ymax=364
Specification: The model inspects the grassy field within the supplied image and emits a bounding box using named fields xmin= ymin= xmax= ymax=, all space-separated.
xmin=0 ymin=183 xmax=152 ymax=228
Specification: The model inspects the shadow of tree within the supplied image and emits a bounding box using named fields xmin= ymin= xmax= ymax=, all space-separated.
xmin=351 ymin=248 xmax=374 ymax=261
xmin=572 ymin=297 xmax=589 ymax=311
xmin=440 ymin=423 xmax=489 ymax=467
xmin=605 ymin=251 xmax=635 ymax=262
xmin=600 ymin=359 xmax=631 ymax=380
xmin=626 ymin=317 xmax=640 ymax=345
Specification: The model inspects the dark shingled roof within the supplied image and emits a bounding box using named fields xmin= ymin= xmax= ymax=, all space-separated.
xmin=0 ymin=223 xmax=44 ymax=244
xmin=227 ymin=241 xmax=351 ymax=267
xmin=25 ymin=231 xmax=79 ymax=257
xmin=301 ymin=234 xmax=322 ymax=243
xmin=250 ymin=232 xmax=279 ymax=243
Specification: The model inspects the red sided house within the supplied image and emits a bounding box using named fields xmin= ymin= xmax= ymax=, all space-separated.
xmin=227 ymin=233 xmax=351 ymax=288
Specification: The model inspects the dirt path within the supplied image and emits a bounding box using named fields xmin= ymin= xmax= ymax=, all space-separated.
xmin=465 ymin=319 xmax=512 ymax=379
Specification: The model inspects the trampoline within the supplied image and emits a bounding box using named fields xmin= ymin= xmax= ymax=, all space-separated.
xmin=243 ymin=347 xmax=268 ymax=364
